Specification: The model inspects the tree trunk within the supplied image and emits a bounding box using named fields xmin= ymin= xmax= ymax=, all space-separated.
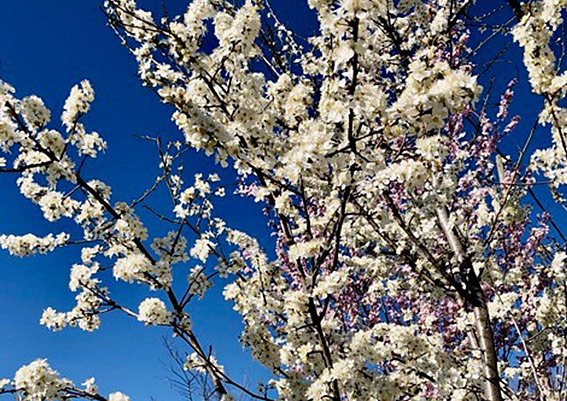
xmin=436 ymin=207 xmax=503 ymax=401
xmin=471 ymin=281 xmax=503 ymax=401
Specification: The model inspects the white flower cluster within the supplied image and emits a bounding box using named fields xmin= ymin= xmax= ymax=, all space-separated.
xmin=187 ymin=265 xmax=211 ymax=299
xmin=112 ymin=251 xmax=169 ymax=290
xmin=72 ymin=130 xmax=106 ymax=158
xmin=189 ymin=237 xmax=214 ymax=263
xmin=512 ymin=0 xmax=567 ymax=95
xmin=39 ymin=307 xmax=68 ymax=332
xmin=21 ymin=96 xmax=51 ymax=130
xmin=389 ymin=56 xmax=481 ymax=135
xmin=225 ymin=229 xmax=267 ymax=273
xmin=113 ymin=203 xmax=148 ymax=242
xmin=69 ymin=263 xmax=100 ymax=292
xmin=38 ymin=237 xmax=105 ymax=332
xmin=0 ymin=378 xmax=10 ymax=390
xmin=39 ymin=191 xmax=80 ymax=221
xmin=214 ymin=0 xmax=261 ymax=57
xmin=151 ymin=231 xmax=189 ymax=265
xmin=0 ymin=123 xmax=21 ymax=153
xmin=40 ymin=261 xmax=103 ymax=332
xmin=137 ymin=297 xmax=172 ymax=325
xmin=551 ymin=251 xmax=567 ymax=282
xmin=13 ymin=359 xmax=70 ymax=401
xmin=0 ymin=232 xmax=69 ymax=256
xmin=108 ymin=392 xmax=131 ymax=401
xmin=81 ymin=378 xmax=98 ymax=394
xmin=514 ymin=1 xmax=567 ymax=194
xmin=174 ymin=173 xmax=222 ymax=219
xmin=3 ymin=359 xmax=126 ymax=401
xmin=288 ymin=238 xmax=324 ymax=261
xmin=37 ymin=129 xmax=65 ymax=156
xmin=183 ymin=353 xmax=225 ymax=375
xmin=113 ymin=253 xmax=153 ymax=283
xmin=61 ymin=80 xmax=94 ymax=129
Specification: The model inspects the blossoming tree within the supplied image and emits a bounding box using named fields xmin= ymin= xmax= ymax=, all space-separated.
xmin=1 ymin=0 xmax=567 ymax=400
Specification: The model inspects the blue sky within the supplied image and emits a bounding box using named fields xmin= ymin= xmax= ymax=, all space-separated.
xmin=0 ymin=1 xmax=561 ymax=401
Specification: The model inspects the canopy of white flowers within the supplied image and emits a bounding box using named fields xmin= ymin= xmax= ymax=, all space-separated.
xmin=2 ymin=1 xmax=567 ymax=401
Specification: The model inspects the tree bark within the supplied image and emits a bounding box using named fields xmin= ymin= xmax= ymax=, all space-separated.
xmin=472 ymin=289 xmax=503 ymax=401
xmin=436 ymin=206 xmax=503 ymax=401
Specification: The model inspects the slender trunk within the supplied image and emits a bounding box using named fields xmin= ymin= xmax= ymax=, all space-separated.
xmin=436 ymin=206 xmax=503 ymax=401
xmin=472 ymin=294 xmax=503 ymax=401
xmin=471 ymin=272 xmax=502 ymax=401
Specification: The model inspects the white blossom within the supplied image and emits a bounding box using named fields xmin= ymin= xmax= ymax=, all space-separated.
xmin=13 ymin=360 xmax=69 ymax=401
xmin=108 ymin=392 xmax=131 ymax=401
xmin=137 ymin=297 xmax=172 ymax=325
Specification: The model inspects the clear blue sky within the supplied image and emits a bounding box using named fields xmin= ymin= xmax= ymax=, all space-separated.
xmin=0 ymin=1 xmax=560 ymax=401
